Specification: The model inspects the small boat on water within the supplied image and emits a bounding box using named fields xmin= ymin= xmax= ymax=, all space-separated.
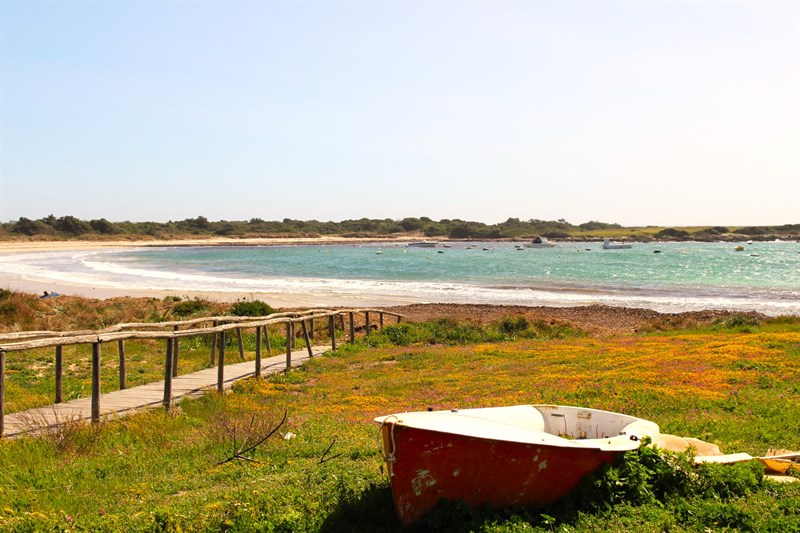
xmin=601 ymin=238 xmax=632 ymax=250
xmin=375 ymin=404 xmax=658 ymax=525
xmin=525 ymin=236 xmax=558 ymax=249
xmin=407 ymin=241 xmax=438 ymax=248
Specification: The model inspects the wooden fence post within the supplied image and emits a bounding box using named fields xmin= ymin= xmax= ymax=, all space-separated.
xmin=301 ymin=320 xmax=313 ymax=358
xmin=91 ymin=342 xmax=101 ymax=424
xmin=291 ymin=322 xmax=296 ymax=349
xmin=255 ymin=327 xmax=262 ymax=378
xmin=210 ymin=321 xmax=218 ymax=365
xmin=285 ymin=322 xmax=292 ymax=371
xmin=236 ymin=328 xmax=245 ymax=361
xmin=117 ymin=340 xmax=126 ymax=390
xmin=349 ymin=312 xmax=355 ymax=343
xmin=264 ymin=325 xmax=272 ymax=356
xmin=329 ymin=315 xmax=336 ymax=351
xmin=397 ymin=314 xmax=402 ymax=323
xmin=309 ymin=318 xmax=314 ymax=340
xmin=163 ymin=338 xmax=173 ymax=409
xmin=172 ymin=326 xmax=179 ymax=378
xmin=217 ymin=330 xmax=226 ymax=393
xmin=55 ymin=345 xmax=63 ymax=403
xmin=0 ymin=350 xmax=5 ymax=437
xmin=339 ymin=314 xmax=345 ymax=332
xmin=380 ymin=312 xmax=384 ymax=330
xmin=365 ymin=311 xmax=371 ymax=335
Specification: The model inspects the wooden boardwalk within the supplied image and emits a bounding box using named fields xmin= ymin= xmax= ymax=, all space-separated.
xmin=2 ymin=345 xmax=329 ymax=438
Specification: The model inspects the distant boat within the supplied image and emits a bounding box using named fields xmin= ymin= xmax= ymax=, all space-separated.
xmin=376 ymin=404 xmax=659 ymax=525
xmin=601 ymin=239 xmax=632 ymax=250
xmin=525 ymin=236 xmax=558 ymax=249
xmin=408 ymin=241 xmax=438 ymax=248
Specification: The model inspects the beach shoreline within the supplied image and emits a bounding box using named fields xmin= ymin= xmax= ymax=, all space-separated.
xmin=0 ymin=238 xmax=420 ymax=307
xmin=2 ymin=238 xmax=797 ymax=317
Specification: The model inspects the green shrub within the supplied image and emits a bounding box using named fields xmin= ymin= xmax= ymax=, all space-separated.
xmin=229 ymin=300 xmax=276 ymax=317
xmin=713 ymin=315 xmax=761 ymax=332
xmin=171 ymin=298 xmax=211 ymax=318
xmin=499 ymin=316 xmax=529 ymax=335
xmin=380 ymin=323 xmax=423 ymax=346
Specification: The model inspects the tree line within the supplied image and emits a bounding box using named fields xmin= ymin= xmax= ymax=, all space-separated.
xmin=1 ymin=215 xmax=798 ymax=241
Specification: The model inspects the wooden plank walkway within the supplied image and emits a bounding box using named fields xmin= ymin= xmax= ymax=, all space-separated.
xmin=2 ymin=345 xmax=329 ymax=438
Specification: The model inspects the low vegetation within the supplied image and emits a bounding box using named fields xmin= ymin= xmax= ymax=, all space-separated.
xmin=1 ymin=294 xmax=799 ymax=531
xmin=2 ymin=214 xmax=798 ymax=242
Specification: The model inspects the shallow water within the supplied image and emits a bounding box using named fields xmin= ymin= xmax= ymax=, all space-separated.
xmin=2 ymin=241 xmax=798 ymax=315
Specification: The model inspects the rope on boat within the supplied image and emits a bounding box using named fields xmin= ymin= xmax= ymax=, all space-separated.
xmin=378 ymin=415 xmax=399 ymax=477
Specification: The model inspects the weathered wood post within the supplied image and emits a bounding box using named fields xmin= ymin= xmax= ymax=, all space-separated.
xmin=172 ymin=326 xmax=179 ymax=378
xmin=91 ymin=341 xmax=101 ymax=424
xmin=349 ymin=312 xmax=355 ymax=343
xmin=285 ymin=322 xmax=292 ymax=371
xmin=380 ymin=312 xmax=384 ymax=330
xmin=301 ymin=320 xmax=313 ymax=358
xmin=117 ymin=340 xmax=126 ymax=390
xmin=0 ymin=349 xmax=5 ymax=437
xmin=290 ymin=322 xmax=296 ymax=349
xmin=163 ymin=338 xmax=173 ymax=409
xmin=365 ymin=311 xmax=371 ymax=336
xmin=309 ymin=318 xmax=315 ymax=340
xmin=264 ymin=325 xmax=272 ymax=356
xmin=255 ymin=326 xmax=262 ymax=378
xmin=217 ymin=330 xmax=226 ymax=393
xmin=339 ymin=314 xmax=346 ymax=332
xmin=55 ymin=345 xmax=63 ymax=403
xmin=236 ymin=328 xmax=245 ymax=361
xmin=210 ymin=320 xmax=218 ymax=365
xmin=329 ymin=315 xmax=336 ymax=351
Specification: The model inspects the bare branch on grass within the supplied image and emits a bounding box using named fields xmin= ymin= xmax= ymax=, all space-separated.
xmin=318 ymin=437 xmax=343 ymax=464
xmin=216 ymin=410 xmax=288 ymax=466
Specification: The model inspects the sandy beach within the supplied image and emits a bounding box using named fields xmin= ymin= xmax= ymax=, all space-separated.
xmin=0 ymin=236 xmax=385 ymax=254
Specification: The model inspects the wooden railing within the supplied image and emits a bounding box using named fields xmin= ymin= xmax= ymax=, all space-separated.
xmin=0 ymin=308 xmax=402 ymax=436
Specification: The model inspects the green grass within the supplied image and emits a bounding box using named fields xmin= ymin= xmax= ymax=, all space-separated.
xmin=1 ymin=319 xmax=799 ymax=531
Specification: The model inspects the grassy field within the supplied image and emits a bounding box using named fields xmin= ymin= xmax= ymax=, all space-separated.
xmin=1 ymin=314 xmax=799 ymax=531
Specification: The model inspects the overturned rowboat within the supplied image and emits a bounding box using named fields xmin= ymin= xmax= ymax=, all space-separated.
xmin=375 ymin=405 xmax=660 ymax=525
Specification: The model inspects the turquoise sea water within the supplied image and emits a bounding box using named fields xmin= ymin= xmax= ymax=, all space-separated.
xmin=2 ymin=241 xmax=798 ymax=315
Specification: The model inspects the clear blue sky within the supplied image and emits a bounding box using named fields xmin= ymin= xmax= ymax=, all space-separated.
xmin=1 ymin=1 xmax=798 ymax=227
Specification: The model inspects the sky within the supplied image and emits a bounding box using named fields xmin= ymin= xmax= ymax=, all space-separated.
xmin=1 ymin=1 xmax=798 ymax=227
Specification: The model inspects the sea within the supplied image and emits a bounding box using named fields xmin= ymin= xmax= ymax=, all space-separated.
xmin=2 ymin=241 xmax=799 ymax=316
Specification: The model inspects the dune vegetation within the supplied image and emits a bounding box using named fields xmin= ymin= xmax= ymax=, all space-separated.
xmin=0 ymin=292 xmax=799 ymax=531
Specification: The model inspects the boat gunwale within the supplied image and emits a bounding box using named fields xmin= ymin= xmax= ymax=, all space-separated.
xmin=375 ymin=404 xmax=657 ymax=452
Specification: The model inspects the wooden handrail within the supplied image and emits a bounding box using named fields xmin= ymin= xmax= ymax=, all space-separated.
xmin=0 ymin=309 xmax=403 ymax=351
xmin=0 ymin=308 xmax=402 ymax=436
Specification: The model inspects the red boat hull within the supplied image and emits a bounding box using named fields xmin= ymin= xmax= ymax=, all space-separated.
xmin=381 ymin=424 xmax=620 ymax=525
